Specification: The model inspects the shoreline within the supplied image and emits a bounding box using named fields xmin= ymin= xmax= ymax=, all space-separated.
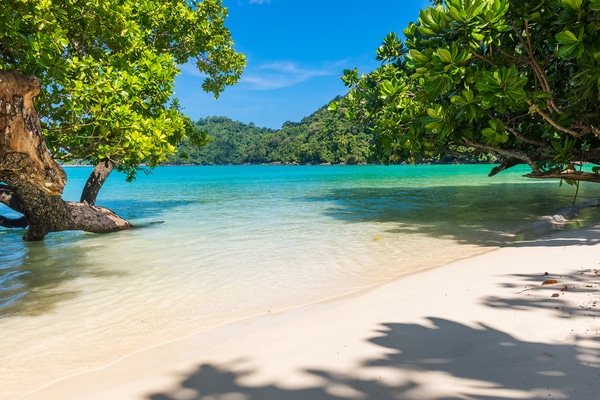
xmin=18 ymin=226 xmax=600 ymax=400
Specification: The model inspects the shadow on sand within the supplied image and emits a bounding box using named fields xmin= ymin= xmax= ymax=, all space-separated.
xmin=147 ymin=257 xmax=600 ymax=399
xmin=147 ymin=315 xmax=599 ymax=400
xmin=484 ymin=267 xmax=600 ymax=320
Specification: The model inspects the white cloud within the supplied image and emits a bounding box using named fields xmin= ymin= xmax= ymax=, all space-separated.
xmin=239 ymin=60 xmax=343 ymax=90
xmin=178 ymin=58 xmax=349 ymax=92
xmin=249 ymin=0 xmax=271 ymax=4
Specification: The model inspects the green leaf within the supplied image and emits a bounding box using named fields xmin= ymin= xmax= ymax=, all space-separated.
xmin=561 ymin=0 xmax=583 ymax=10
xmin=426 ymin=107 xmax=442 ymax=119
xmin=506 ymin=85 xmax=526 ymax=101
xmin=448 ymin=5 xmax=465 ymax=22
xmin=557 ymin=43 xmax=580 ymax=59
xmin=425 ymin=75 xmax=451 ymax=98
xmin=380 ymin=80 xmax=394 ymax=98
xmin=482 ymin=118 xmax=508 ymax=145
xmin=437 ymin=48 xmax=453 ymax=64
xmin=555 ymin=30 xmax=579 ymax=45
xmin=409 ymin=49 xmax=431 ymax=65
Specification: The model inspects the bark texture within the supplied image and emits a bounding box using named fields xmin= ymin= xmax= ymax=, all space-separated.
xmin=81 ymin=159 xmax=115 ymax=205
xmin=0 ymin=70 xmax=66 ymax=195
xmin=0 ymin=70 xmax=131 ymax=240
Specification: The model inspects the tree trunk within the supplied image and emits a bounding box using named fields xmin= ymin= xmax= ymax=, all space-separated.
xmin=81 ymin=159 xmax=115 ymax=205
xmin=0 ymin=70 xmax=132 ymax=240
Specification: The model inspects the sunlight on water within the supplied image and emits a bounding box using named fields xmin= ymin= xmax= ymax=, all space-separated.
xmin=1 ymin=164 xmax=600 ymax=397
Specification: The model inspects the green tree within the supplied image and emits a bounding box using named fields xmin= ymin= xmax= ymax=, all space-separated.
xmin=331 ymin=0 xmax=600 ymax=182
xmin=249 ymin=103 xmax=372 ymax=165
xmin=0 ymin=0 xmax=245 ymax=240
xmin=170 ymin=103 xmax=372 ymax=166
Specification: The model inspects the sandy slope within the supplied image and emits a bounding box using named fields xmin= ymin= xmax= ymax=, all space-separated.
xmin=19 ymin=227 xmax=600 ymax=400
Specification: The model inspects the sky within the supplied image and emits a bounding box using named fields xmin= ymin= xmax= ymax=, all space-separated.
xmin=174 ymin=0 xmax=431 ymax=129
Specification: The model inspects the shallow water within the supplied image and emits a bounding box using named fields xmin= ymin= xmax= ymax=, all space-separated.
xmin=1 ymin=164 xmax=600 ymax=397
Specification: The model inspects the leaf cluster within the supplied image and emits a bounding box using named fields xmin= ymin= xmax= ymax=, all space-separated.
xmin=332 ymin=0 xmax=600 ymax=181
xmin=0 ymin=0 xmax=245 ymax=179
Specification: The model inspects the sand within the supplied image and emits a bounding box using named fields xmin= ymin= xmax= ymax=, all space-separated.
xmin=16 ymin=226 xmax=600 ymax=400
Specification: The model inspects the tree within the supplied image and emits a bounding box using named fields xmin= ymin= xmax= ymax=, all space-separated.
xmin=0 ymin=0 xmax=245 ymax=240
xmin=169 ymin=104 xmax=372 ymax=166
xmin=330 ymin=0 xmax=600 ymax=182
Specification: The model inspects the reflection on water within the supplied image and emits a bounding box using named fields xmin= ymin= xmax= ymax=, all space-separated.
xmin=0 ymin=230 xmax=128 ymax=317
xmin=2 ymin=165 xmax=600 ymax=320
xmin=1 ymin=165 xmax=600 ymax=398
xmin=2 ymin=165 xmax=600 ymax=319
xmin=319 ymin=183 xmax=598 ymax=245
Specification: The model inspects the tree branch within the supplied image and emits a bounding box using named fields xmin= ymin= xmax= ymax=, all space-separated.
xmin=65 ymin=202 xmax=132 ymax=233
xmin=488 ymin=157 xmax=523 ymax=176
xmin=468 ymin=48 xmax=496 ymax=67
xmin=0 ymin=215 xmax=27 ymax=228
xmin=514 ymin=21 xmax=562 ymax=114
xmin=80 ymin=159 xmax=115 ymax=205
xmin=0 ymin=184 xmax=27 ymax=228
xmin=506 ymin=126 xmax=550 ymax=148
xmin=0 ymin=184 xmax=25 ymax=213
xmin=531 ymin=104 xmax=588 ymax=137
xmin=572 ymin=123 xmax=600 ymax=139
xmin=461 ymin=137 xmax=540 ymax=174
xmin=525 ymin=171 xmax=600 ymax=184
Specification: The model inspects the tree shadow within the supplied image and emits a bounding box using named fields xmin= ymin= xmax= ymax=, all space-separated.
xmin=308 ymin=184 xmax=600 ymax=246
xmin=484 ymin=268 xmax=600 ymax=319
xmin=512 ymin=228 xmax=600 ymax=248
xmin=147 ymin=317 xmax=600 ymax=400
xmin=0 ymin=230 xmax=127 ymax=318
xmin=0 ymin=198 xmax=198 ymax=318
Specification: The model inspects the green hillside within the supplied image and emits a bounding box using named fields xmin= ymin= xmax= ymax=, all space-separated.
xmin=169 ymin=100 xmax=372 ymax=165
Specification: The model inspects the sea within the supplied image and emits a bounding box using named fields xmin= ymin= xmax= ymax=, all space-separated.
xmin=2 ymin=164 xmax=600 ymax=397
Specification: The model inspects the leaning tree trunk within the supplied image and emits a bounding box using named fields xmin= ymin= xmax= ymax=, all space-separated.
xmin=0 ymin=70 xmax=132 ymax=240
xmin=81 ymin=159 xmax=115 ymax=205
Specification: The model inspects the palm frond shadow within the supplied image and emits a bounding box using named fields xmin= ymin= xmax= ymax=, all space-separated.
xmin=484 ymin=268 xmax=600 ymax=319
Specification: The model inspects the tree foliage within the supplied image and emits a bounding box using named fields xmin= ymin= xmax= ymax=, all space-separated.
xmin=173 ymin=116 xmax=276 ymax=164
xmin=170 ymin=103 xmax=373 ymax=165
xmin=0 ymin=0 xmax=245 ymax=180
xmin=330 ymin=0 xmax=600 ymax=182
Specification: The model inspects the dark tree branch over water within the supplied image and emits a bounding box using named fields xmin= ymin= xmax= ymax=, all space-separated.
xmin=0 ymin=0 xmax=245 ymax=240
xmin=0 ymin=71 xmax=132 ymax=240
xmin=331 ymin=0 xmax=600 ymax=183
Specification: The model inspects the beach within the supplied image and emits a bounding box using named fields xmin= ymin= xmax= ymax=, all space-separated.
xmin=15 ymin=225 xmax=600 ymax=400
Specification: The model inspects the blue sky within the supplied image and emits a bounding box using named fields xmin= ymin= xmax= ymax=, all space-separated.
xmin=175 ymin=0 xmax=431 ymax=129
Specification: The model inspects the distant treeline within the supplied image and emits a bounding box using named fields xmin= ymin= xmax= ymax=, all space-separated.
xmin=168 ymin=100 xmax=495 ymax=166
xmin=168 ymin=102 xmax=373 ymax=165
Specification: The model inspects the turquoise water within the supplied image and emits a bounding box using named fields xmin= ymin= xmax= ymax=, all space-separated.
xmin=2 ymin=164 xmax=600 ymax=396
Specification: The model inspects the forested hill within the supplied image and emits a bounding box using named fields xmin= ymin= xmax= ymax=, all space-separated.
xmin=168 ymin=102 xmax=373 ymax=165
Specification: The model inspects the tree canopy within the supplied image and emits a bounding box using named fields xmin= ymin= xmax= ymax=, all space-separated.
xmin=1 ymin=0 xmax=245 ymax=239
xmin=0 ymin=0 xmax=245 ymax=180
xmin=330 ymin=0 xmax=600 ymax=182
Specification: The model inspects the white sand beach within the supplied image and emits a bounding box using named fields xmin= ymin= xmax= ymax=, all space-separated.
xmin=16 ymin=226 xmax=600 ymax=400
